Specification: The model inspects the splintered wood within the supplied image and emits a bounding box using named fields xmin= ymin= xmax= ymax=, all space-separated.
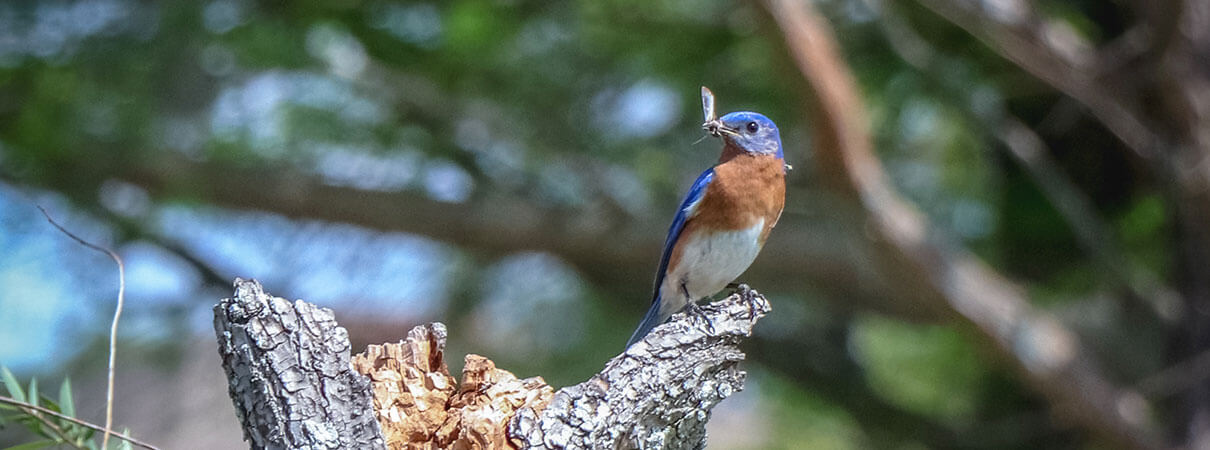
xmin=351 ymin=323 xmax=553 ymax=449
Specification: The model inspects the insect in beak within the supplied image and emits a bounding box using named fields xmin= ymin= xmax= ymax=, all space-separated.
xmin=701 ymin=86 xmax=722 ymax=137
xmin=700 ymin=86 xmax=737 ymax=138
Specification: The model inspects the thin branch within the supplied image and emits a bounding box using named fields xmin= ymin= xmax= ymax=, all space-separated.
xmin=93 ymin=207 xmax=230 ymax=289
xmin=873 ymin=1 xmax=1181 ymax=321
xmin=1138 ymin=349 xmax=1210 ymax=398
xmin=994 ymin=117 xmax=1180 ymax=316
xmin=7 ymin=396 xmax=89 ymax=450
xmin=0 ymin=395 xmax=161 ymax=450
xmin=103 ymin=152 xmax=889 ymax=312
xmin=36 ymin=205 xmax=125 ymax=450
xmin=910 ymin=0 xmax=1167 ymax=167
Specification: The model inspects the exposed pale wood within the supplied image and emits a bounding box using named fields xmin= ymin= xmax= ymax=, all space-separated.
xmin=215 ymin=280 xmax=770 ymax=449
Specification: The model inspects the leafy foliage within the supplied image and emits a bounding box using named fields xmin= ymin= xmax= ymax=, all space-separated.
xmin=0 ymin=367 xmax=131 ymax=450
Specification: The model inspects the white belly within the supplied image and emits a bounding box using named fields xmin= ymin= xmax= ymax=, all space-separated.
xmin=659 ymin=220 xmax=765 ymax=317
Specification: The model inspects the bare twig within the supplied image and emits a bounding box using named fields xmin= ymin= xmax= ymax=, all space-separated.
xmin=1138 ymin=349 xmax=1210 ymax=398
xmin=872 ymin=0 xmax=1181 ymax=322
xmin=909 ymin=0 xmax=1166 ymax=166
xmin=36 ymin=205 xmax=125 ymax=450
xmin=5 ymin=395 xmax=89 ymax=449
xmin=0 ymin=395 xmax=160 ymax=450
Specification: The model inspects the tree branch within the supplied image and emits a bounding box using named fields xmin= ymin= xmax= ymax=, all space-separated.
xmin=509 ymin=285 xmax=770 ymax=449
xmin=106 ymin=152 xmax=916 ymax=318
xmin=762 ymin=0 xmax=1162 ymax=448
xmin=0 ymin=396 xmax=161 ymax=450
xmin=214 ymin=280 xmax=770 ymax=449
xmin=213 ymin=279 xmax=385 ymax=449
xmin=909 ymin=0 xmax=1166 ymax=166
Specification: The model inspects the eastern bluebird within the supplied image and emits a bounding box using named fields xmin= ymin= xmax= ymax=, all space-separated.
xmin=626 ymin=88 xmax=787 ymax=348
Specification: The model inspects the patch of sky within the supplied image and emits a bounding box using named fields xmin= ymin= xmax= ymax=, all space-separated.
xmin=0 ymin=190 xmax=121 ymax=372
xmin=513 ymin=19 xmax=571 ymax=58
xmin=306 ymin=23 xmax=368 ymax=80
xmin=472 ymin=252 xmax=587 ymax=355
xmin=210 ymin=71 xmax=388 ymax=155
xmin=455 ymin=118 xmax=525 ymax=188
xmin=313 ymin=144 xmax=421 ymax=192
xmin=154 ymin=205 xmax=453 ymax=320
xmin=597 ymin=80 xmax=682 ymax=140
xmin=600 ymin=164 xmax=652 ymax=216
xmin=98 ymin=179 xmax=152 ymax=218
xmin=121 ymin=241 xmax=199 ymax=304
xmin=0 ymin=0 xmax=136 ymax=66
xmin=367 ymin=2 xmax=443 ymax=49
xmin=202 ymin=0 xmax=245 ymax=35
xmin=422 ymin=159 xmax=474 ymax=203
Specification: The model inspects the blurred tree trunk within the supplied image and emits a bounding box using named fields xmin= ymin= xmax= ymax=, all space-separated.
xmin=865 ymin=0 xmax=1210 ymax=445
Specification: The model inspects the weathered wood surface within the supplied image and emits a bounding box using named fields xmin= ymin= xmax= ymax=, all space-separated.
xmin=213 ymin=278 xmax=385 ymax=450
xmin=214 ymin=279 xmax=770 ymax=449
xmin=508 ymin=285 xmax=770 ymax=449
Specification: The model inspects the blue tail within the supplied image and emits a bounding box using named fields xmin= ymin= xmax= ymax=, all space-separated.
xmin=626 ymin=300 xmax=666 ymax=348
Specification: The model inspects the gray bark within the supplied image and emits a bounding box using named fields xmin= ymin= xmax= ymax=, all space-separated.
xmin=508 ymin=285 xmax=771 ymax=449
xmin=213 ymin=278 xmax=385 ymax=450
xmin=214 ymin=279 xmax=769 ymax=450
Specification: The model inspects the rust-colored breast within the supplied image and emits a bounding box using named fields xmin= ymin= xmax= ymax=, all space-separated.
xmin=692 ymin=153 xmax=787 ymax=241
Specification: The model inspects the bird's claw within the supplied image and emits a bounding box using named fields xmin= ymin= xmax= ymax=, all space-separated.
xmin=726 ymin=282 xmax=760 ymax=319
xmin=683 ymin=301 xmax=716 ymax=335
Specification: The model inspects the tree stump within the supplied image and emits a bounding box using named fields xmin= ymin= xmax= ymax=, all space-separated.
xmin=213 ymin=279 xmax=771 ymax=449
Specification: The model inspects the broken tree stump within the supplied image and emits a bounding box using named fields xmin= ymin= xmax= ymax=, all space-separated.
xmin=213 ymin=279 xmax=771 ymax=449
xmin=213 ymin=278 xmax=385 ymax=450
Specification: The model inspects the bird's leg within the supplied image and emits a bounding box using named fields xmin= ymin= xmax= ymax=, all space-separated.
xmin=725 ymin=282 xmax=750 ymax=295
xmin=680 ymin=282 xmax=715 ymax=334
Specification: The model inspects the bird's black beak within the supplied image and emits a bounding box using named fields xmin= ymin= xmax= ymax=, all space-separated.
xmin=702 ymin=119 xmax=737 ymax=138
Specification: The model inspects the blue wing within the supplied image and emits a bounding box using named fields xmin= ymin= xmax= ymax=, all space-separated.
xmin=627 ymin=168 xmax=715 ymax=347
xmin=651 ymin=168 xmax=715 ymax=301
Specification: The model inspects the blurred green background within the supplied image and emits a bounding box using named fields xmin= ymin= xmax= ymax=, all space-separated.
xmin=2 ymin=0 xmax=1207 ymax=448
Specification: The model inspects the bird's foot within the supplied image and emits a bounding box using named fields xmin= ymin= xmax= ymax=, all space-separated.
xmin=683 ymin=301 xmax=716 ymax=335
xmin=725 ymin=282 xmax=750 ymax=295
xmin=726 ymin=282 xmax=761 ymax=318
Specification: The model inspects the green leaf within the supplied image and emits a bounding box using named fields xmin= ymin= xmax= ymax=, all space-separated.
xmin=3 ymin=439 xmax=58 ymax=450
xmin=35 ymin=396 xmax=58 ymax=414
xmin=113 ymin=430 xmax=133 ymax=450
xmin=1 ymin=367 xmax=25 ymax=403
xmin=26 ymin=378 xmax=37 ymax=409
xmin=58 ymin=378 xmax=74 ymax=418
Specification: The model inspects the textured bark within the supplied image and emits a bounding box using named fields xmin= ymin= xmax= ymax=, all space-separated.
xmin=215 ymin=280 xmax=768 ymax=450
xmin=509 ymin=285 xmax=770 ymax=449
xmin=213 ymin=278 xmax=385 ymax=450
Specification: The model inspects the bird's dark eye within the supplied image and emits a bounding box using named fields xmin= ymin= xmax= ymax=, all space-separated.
xmin=746 ymin=122 xmax=759 ymax=133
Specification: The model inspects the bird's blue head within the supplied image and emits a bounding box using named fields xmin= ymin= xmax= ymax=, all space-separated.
xmin=703 ymin=111 xmax=783 ymax=159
